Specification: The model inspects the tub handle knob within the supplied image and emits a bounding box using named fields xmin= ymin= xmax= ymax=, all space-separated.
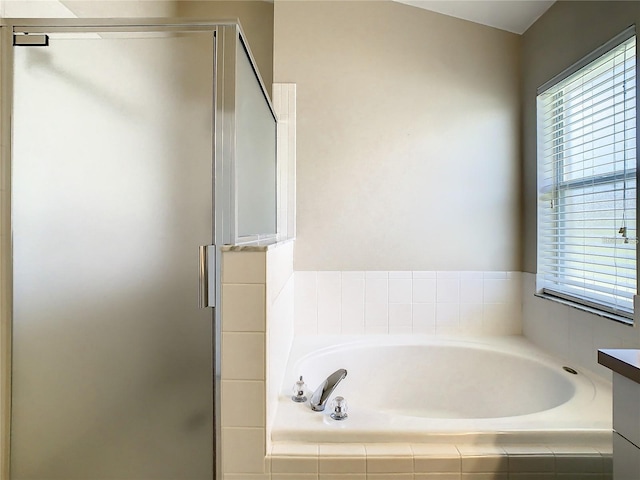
xmin=291 ymin=376 xmax=307 ymax=403
xmin=330 ymin=396 xmax=348 ymax=421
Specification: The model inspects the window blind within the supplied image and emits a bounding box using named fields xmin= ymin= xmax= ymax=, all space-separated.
xmin=537 ymin=32 xmax=637 ymax=319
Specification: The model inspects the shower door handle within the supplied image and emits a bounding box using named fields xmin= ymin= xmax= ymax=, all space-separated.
xmin=199 ymin=245 xmax=216 ymax=308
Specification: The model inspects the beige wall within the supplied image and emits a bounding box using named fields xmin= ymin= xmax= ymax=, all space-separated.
xmin=521 ymin=1 xmax=640 ymax=273
xmin=274 ymin=0 xmax=521 ymax=272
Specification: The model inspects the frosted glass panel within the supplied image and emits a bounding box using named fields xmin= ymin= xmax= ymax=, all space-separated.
xmin=12 ymin=31 xmax=214 ymax=479
xmin=235 ymin=41 xmax=277 ymax=237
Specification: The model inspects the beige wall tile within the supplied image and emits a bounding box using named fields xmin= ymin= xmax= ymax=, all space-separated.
xmin=457 ymin=446 xmax=506 ymax=456
xmin=412 ymin=446 xmax=460 ymax=474
xmin=222 ymin=251 xmax=266 ymax=284
xmin=319 ymin=475 xmax=366 ymax=480
xmin=271 ymin=455 xmax=318 ymax=474
xmin=272 ymin=443 xmax=319 ymax=456
xmin=365 ymin=444 xmax=412 ymax=456
xmin=460 ymin=455 xmax=508 ymax=473
xmin=508 ymin=454 xmax=554 ymax=473
xmin=366 ymin=474 xmax=412 ymax=480
xmin=415 ymin=474 xmax=461 ymax=480
xmin=224 ymin=474 xmax=270 ymax=480
xmin=461 ymin=474 xmax=507 ymax=480
xmin=457 ymin=445 xmax=508 ymax=473
xmin=366 ymin=456 xmax=413 ymax=474
xmin=271 ymin=474 xmax=317 ymax=480
xmin=554 ymin=454 xmax=603 ymax=474
xmin=508 ymin=474 xmax=555 ymax=480
xmin=601 ymin=452 xmax=613 ymax=474
xmin=221 ymin=380 xmax=265 ymax=427
xmin=554 ymin=475 xmax=602 ymax=480
xmin=319 ymin=444 xmax=365 ymax=456
xmin=411 ymin=444 xmax=460 ymax=456
xmin=222 ymin=284 xmax=266 ymax=332
xmin=318 ymin=456 xmax=366 ymax=474
xmin=414 ymin=454 xmax=461 ymax=473
xmin=222 ymin=333 xmax=265 ymax=380
xmin=222 ymin=427 xmax=266 ymax=473
xmin=502 ymin=446 xmax=554 ymax=455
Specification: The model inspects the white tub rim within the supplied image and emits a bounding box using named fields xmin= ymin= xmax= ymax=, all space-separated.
xmin=272 ymin=334 xmax=612 ymax=446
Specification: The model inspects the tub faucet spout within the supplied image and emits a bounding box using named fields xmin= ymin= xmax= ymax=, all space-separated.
xmin=310 ymin=368 xmax=347 ymax=411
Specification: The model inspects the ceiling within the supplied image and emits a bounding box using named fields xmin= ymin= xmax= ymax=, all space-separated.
xmin=396 ymin=0 xmax=556 ymax=34
xmin=2 ymin=0 xmax=556 ymax=35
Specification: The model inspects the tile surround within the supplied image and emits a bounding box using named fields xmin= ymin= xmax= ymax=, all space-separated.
xmin=221 ymin=252 xmax=621 ymax=479
xmin=264 ymin=443 xmax=612 ymax=479
xmin=295 ymin=271 xmax=522 ymax=336
xmin=221 ymin=241 xmax=295 ymax=476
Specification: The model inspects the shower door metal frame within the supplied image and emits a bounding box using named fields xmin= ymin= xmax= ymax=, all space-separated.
xmin=215 ymin=23 xmax=279 ymax=246
xmin=0 ymin=18 xmax=273 ymax=480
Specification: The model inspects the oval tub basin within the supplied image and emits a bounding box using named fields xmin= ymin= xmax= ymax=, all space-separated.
xmin=272 ymin=336 xmax=612 ymax=445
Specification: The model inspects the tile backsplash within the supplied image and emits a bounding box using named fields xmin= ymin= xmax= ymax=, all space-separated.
xmin=295 ymin=271 xmax=522 ymax=336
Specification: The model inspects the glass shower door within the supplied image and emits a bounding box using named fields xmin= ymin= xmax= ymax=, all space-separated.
xmin=11 ymin=28 xmax=215 ymax=479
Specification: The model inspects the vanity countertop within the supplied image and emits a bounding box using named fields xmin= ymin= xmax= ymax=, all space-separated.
xmin=598 ymin=348 xmax=640 ymax=384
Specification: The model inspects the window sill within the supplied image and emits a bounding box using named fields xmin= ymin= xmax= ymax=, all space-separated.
xmin=534 ymin=292 xmax=634 ymax=326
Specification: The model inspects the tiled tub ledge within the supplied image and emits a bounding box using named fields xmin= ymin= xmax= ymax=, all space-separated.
xmin=264 ymin=442 xmax=613 ymax=479
xmin=221 ymin=238 xmax=295 ymax=252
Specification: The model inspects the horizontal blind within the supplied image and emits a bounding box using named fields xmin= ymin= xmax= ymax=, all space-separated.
xmin=537 ymin=34 xmax=637 ymax=318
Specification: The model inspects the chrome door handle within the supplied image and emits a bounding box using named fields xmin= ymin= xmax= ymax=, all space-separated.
xmin=199 ymin=245 xmax=216 ymax=308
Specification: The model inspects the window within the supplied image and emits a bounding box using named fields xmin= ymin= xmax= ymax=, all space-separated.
xmin=537 ymin=28 xmax=637 ymax=321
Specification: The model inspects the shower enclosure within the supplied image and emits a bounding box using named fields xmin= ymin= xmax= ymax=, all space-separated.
xmin=2 ymin=20 xmax=276 ymax=479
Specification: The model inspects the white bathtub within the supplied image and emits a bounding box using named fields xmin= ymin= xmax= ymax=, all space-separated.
xmin=271 ymin=335 xmax=612 ymax=446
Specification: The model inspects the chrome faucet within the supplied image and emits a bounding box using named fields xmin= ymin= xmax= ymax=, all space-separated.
xmin=310 ymin=368 xmax=347 ymax=411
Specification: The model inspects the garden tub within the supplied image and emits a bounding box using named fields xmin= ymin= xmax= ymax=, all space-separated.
xmin=271 ymin=335 xmax=612 ymax=446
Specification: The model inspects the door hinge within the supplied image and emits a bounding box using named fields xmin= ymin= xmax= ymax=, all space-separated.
xmin=13 ymin=34 xmax=49 ymax=47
